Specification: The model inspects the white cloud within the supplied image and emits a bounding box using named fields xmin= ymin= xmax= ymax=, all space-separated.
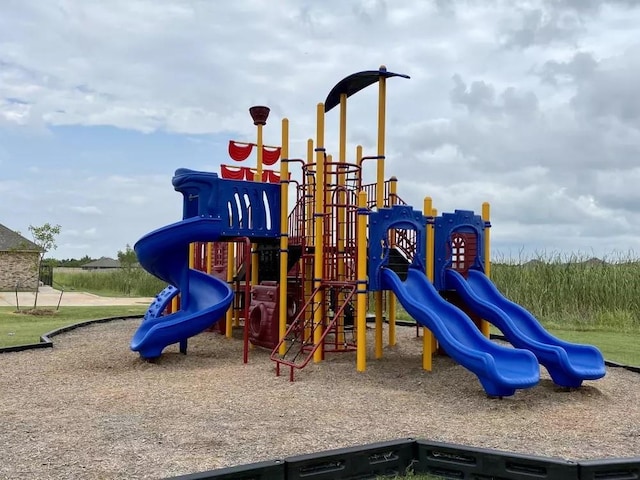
xmin=69 ymin=206 xmax=103 ymax=215
xmin=1 ymin=0 xmax=640 ymax=259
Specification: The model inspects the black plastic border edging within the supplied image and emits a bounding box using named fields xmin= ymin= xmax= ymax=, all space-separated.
xmin=284 ymin=437 xmax=416 ymax=480
xmin=164 ymin=438 xmax=640 ymax=480
xmin=169 ymin=459 xmax=285 ymax=480
xmin=416 ymin=439 xmax=577 ymax=480
xmin=579 ymin=456 xmax=640 ymax=480
xmin=0 ymin=315 xmax=142 ymax=355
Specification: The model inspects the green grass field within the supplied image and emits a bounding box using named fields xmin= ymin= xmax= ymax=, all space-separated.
xmin=0 ymin=306 xmax=147 ymax=347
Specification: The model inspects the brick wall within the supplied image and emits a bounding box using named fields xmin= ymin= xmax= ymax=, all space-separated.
xmin=0 ymin=251 xmax=40 ymax=291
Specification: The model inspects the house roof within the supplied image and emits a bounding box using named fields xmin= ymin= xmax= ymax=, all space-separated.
xmin=0 ymin=223 xmax=41 ymax=252
xmin=82 ymin=257 xmax=121 ymax=268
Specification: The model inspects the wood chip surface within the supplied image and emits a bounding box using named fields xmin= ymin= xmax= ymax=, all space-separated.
xmin=1 ymin=319 xmax=639 ymax=479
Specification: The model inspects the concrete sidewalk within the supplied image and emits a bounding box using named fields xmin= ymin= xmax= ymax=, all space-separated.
xmin=0 ymin=286 xmax=154 ymax=308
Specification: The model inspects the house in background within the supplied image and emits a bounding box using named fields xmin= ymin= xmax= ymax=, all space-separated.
xmin=0 ymin=223 xmax=42 ymax=291
xmin=81 ymin=257 xmax=121 ymax=270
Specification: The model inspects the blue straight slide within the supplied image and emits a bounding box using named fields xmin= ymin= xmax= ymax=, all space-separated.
xmin=445 ymin=269 xmax=606 ymax=388
xmin=130 ymin=216 xmax=233 ymax=359
xmin=381 ymin=268 xmax=540 ymax=397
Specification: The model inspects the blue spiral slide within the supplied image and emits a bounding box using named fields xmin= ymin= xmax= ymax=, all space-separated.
xmin=382 ymin=268 xmax=540 ymax=397
xmin=445 ymin=268 xmax=606 ymax=388
xmin=130 ymin=216 xmax=233 ymax=359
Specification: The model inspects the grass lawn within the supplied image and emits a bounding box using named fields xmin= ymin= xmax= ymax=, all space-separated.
xmin=0 ymin=306 xmax=147 ymax=348
xmin=549 ymin=328 xmax=640 ymax=366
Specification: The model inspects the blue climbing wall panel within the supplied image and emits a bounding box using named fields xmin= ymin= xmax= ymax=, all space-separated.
xmin=368 ymin=205 xmax=427 ymax=291
xmin=433 ymin=210 xmax=486 ymax=291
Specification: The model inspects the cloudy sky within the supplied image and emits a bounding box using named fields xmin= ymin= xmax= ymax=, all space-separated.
xmin=2 ymin=0 xmax=640 ymax=261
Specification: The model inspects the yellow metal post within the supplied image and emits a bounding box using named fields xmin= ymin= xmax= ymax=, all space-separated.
xmin=425 ymin=200 xmax=434 ymax=282
xmin=225 ymin=244 xmax=234 ymax=337
xmin=374 ymin=66 xmax=388 ymax=360
xmin=356 ymin=191 xmax=368 ymax=371
xmin=481 ymin=202 xmax=491 ymax=338
xmin=189 ymin=243 xmax=195 ymax=269
xmin=430 ymin=207 xmax=438 ymax=353
xmin=339 ymin=94 xmax=347 ymax=163
xmin=278 ymin=118 xmax=290 ymax=355
xmin=306 ymin=139 xmax=315 ymax=248
xmin=304 ymin=138 xmax=314 ymax=343
xmin=170 ymin=296 xmax=179 ymax=313
xmin=376 ymin=67 xmax=387 ymax=209
xmin=255 ymin=121 xmax=264 ymax=182
xmin=388 ymin=177 xmax=398 ymax=347
xmin=336 ymin=93 xmax=347 ymax=347
xmin=422 ymin=198 xmax=434 ymax=371
xmin=313 ymin=103 xmax=325 ymax=363
xmin=325 ymin=154 xmax=333 ymax=220
xmin=249 ymin=106 xmax=270 ymax=298
xmin=205 ymin=243 xmax=213 ymax=275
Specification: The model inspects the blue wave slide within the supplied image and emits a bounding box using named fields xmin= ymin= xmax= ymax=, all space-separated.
xmin=445 ymin=269 xmax=606 ymax=388
xmin=381 ymin=268 xmax=540 ymax=397
xmin=130 ymin=216 xmax=233 ymax=359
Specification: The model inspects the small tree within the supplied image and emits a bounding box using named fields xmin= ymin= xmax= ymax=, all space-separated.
xmin=28 ymin=223 xmax=61 ymax=309
xmin=117 ymin=244 xmax=138 ymax=295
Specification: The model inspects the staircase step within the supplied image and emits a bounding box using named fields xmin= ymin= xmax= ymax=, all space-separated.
xmin=270 ymin=285 xmax=357 ymax=379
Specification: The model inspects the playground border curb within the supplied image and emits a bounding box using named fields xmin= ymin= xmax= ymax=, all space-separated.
xmin=0 ymin=315 xmax=143 ymax=355
xmin=164 ymin=438 xmax=640 ymax=480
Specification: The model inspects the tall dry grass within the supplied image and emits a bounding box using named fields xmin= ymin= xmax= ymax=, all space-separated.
xmin=54 ymin=269 xmax=166 ymax=297
xmin=491 ymin=253 xmax=640 ymax=332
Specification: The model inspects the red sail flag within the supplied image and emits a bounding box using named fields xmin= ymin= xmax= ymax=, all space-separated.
xmin=244 ymin=167 xmax=262 ymax=181
xmin=228 ymin=141 xmax=253 ymax=162
xmin=221 ymin=164 xmax=246 ymax=180
xmin=223 ymin=165 xmax=290 ymax=183
xmin=267 ymin=170 xmax=281 ymax=183
xmin=262 ymin=146 xmax=281 ymax=166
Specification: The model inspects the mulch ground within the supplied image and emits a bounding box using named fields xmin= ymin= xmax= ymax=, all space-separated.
xmin=1 ymin=319 xmax=638 ymax=479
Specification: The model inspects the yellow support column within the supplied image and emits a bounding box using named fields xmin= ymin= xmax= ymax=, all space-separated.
xmin=249 ymin=106 xmax=270 ymax=299
xmin=306 ymin=139 xmax=315 ymax=248
xmin=388 ymin=177 xmax=398 ymax=347
xmin=423 ymin=198 xmax=434 ymax=371
xmin=313 ymin=103 xmax=325 ymax=364
xmin=356 ymin=191 xmax=368 ymax=371
xmin=336 ymin=93 xmax=347 ymax=347
xmin=205 ymin=243 xmax=213 ymax=275
xmin=374 ymin=66 xmax=388 ymax=360
xmin=430 ymin=207 xmax=438 ymax=353
xmin=304 ymin=138 xmax=314 ymax=343
xmin=481 ymin=202 xmax=491 ymax=338
xmin=278 ymin=118 xmax=290 ymax=355
xmin=225 ymin=244 xmax=234 ymax=338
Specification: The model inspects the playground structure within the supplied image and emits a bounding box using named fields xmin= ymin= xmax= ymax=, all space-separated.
xmin=131 ymin=66 xmax=606 ymax=397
